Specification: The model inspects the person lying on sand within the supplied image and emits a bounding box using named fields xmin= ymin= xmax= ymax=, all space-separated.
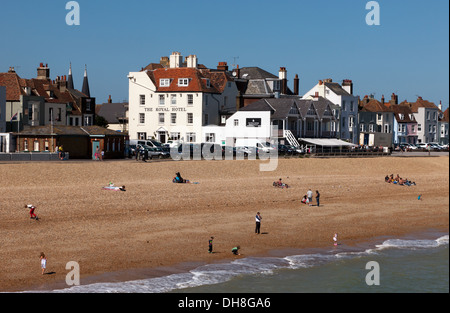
xmin=173 ymin=172 xmax=190 ymax=184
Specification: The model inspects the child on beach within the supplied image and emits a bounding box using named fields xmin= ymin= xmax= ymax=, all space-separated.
xmin=40 ymin=252 xmax=47 ymax=275
xmin=26 ymin=204 xmax=37 ymax=220
xmin=208 ymin=237 xmax=214 ymax=253
xmin=333 ymin=233 xmax=338 ymax=246
xmin=232 ymin=246 xmax=240 ymax=255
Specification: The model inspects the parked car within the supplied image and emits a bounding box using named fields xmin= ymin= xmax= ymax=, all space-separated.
xmin=428 ymin=143 xmax=444 ymax=150
xmin=399 ymin=143 xmax=417 ymax=151
xmin=415 ymin=143 xmax=429 ymax=150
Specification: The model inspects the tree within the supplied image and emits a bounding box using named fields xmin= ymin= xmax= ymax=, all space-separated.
xmin=94 ymin=115 xmax=109 ymax=128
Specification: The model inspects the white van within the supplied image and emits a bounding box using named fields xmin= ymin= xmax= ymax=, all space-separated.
xmin=235 ymin=138 xmax=275 ymax=153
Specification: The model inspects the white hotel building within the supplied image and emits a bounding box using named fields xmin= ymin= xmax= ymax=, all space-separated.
xmin=128 ymin=52 xmax=238 ymax=144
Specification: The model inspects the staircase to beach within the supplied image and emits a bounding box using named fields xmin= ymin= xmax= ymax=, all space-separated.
xmin=284 ymin=130 xmax=300 ymax=148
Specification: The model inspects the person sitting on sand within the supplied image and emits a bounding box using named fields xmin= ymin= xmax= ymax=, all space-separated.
xmin=385 ymin=175 xmax=389 ymax=182
xmin=173 ymin=172 xmax=190 ymax=184
xmin=301 ymin=195 xmax=308 ymax=204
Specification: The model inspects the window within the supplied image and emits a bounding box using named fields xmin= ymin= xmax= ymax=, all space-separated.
xmin=171 ymin=94 xmax=177 ymax=105
xmin=139 ymin=113 xmax=145 ymax=124
xmin=86 ymin=99 xmax=92 ymax=111
xmin=159 ymin=95 xmax=165 ymax=105
xmin=159 ymin=113 xmax=165 ymax=124
xmin=427 ymin=112 xmax=430 ymax=120
xmin=160 ymin=79 xmax=170 ymax=87
xmin=399 ymin=114 xmax=404 ymax=120
xmin=140 ymin=95 xmax=146 ymax=105
xmin=186 ymin=132 xmax=196 ymax=143
xmin=171 ymin=113 xmax=177 ymax=124
xmin=350 ymin=101 xmax=354 ymax=112
xmin=349 ymin=116 xmax=354 ymax=128
xmin=170 ymin=132 xmax=180 ymax=140
xmin=412 ymin=125 xmax=415 ymax=133
xmin=178 ymin=78 xmax=189 ymax=86
xmin=433 ymin=112 xmax=437 ymax=120
xmin=204 ymin=114 xmax=209 ymax=125
xmin=418 ymin=124 xmax=421 ymax=132
xmin=187 ymin=94 xmax=194 ymax=106
xmin=360 ymin=124 xmax=365 ymax=132
xmin=205 ymin=133 xmax=215 ymax=142
xmin=342 ymin=101 xmax=346 ymax=111
xmin=137 ymin=132 xmax=147 ymax=140
xmin=377 ymin=113 xmax=382 ymax=121
xmin=234 ymin=119 xmax=239 ymax=127
xmin=205 ymin=79 xmax=210 ymax=88
xmin=369 ymin=124 xmax=375 ymax=133
xmin=85 ymin=116 xmax=92 ymax=126
xmin=187 ymin=113 xmax=193 ymax=124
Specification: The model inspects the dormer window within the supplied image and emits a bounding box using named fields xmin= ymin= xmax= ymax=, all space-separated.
xmin=205 ymin=79 xmax=210 ymax=88
xmin=160 ymin=79 xmax=171 ymax=87
xmin=399 ymin=114 xmax=404 ymax=120
xmin=178 ymin=78 xmax=190 ymax=87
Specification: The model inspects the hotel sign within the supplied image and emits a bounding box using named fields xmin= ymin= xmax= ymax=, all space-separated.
xmin=246 ymin=118 xmax=262 ymax=127
xmin=145 ymin=107 xmax=187 ymax=112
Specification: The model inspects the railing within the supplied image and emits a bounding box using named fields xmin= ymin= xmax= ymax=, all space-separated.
xmin=284 ymin=130 xmax=300 ymax=147
xmin=0 ymin=152 xmax=69 ymax=161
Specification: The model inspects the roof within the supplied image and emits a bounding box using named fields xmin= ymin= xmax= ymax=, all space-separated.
xmin=299 ymin=138 xmax=357 ymax=147
xmin=238 ymin=67 xmax=279 ymax=80
xmin=146 ymin=67 xmax=231 ymax=93
xmin=0 ymin=72 xmax=25 ymax=101
xmin=16 ymin=125 xmax=124 ymax=136
xmin=240 ymin=96 xmax=335 ymax=120
xmin=324 ymin=82 xmax=351 ymax=96
xmin=360 ymin=99 xmax=392 ymax=113
xmin=398 ymin=97 xmax=439 ymax=113
xmin=389 ymin=103 xmax=417 ymax=123
xmin=96 ymin=102 xmax=128 ymax=124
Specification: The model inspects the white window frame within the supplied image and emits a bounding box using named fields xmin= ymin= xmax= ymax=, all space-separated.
xmin=178 ymin=78 xmax=190 ymax=87
xmin=187 ymin=113 xmax=193 ymax=124
xmin=159 ymin=113 xmax=165 ymax=124
xmin=186 ymin=132 xmax=196 ymax=143
xmin=171 ymin=94 xmax=177 ymax=105
xmin=171 ymin=113 xmax=177 ymax=125
xmin=140 ymin=95 xmax=145 ymax=106
xmin=187 ymin=94 xmax=194 ymax=106
xmin=159 ymin=95 xmax=165 ymax=105
xmin=160 ymin=79 xmax=170 ymax=87
xmin=139 ymin=113 xmax=145 ymax=124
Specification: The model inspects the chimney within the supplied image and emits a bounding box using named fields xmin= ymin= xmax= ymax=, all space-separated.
xmin=294 ymin=74 xmax=299 ymax=96
xmin=439 ymin=101 xmax=442 ymax=111
xmin=170 ymin=52 xmax=183 ymax=68
xmin=279 ymin=67 xmax=287 ymax=94
xmin=186 ymin=55 xmax=198 ymax=68
xmin=217 ymin=62 xmax=229 ymax=71
xmin=381 ymin=95 xmax=385 ymax=105
xmin=233 ymin=65 xmax=240 ymax=79
xmin=108 ymin=95 xmax=112 ymax=103
xmin=342 ymin=79 xmax=353 ymax=95
xmin=390 ymin=93 xmax=398 ymax=105
xmin=160 ymin=56 xmax=170 ymax=68
xmin=37 ymin=63 xmax=50 ymax=80
xmin=8 ymin=67 xmax=16 ymax=73
xmin=59 ymin=75 xmax=68 ymax=93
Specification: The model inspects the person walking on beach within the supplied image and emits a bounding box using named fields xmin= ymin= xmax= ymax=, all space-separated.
xmin=333 ymin=233 xmax=338 ymax=246
xmin=208 ymin=237 xmax=214 ymax=253
xmin=40 ymin=252 xmax=47 ymax=275
xmin=307 ymin=189 xmax=313 ymax=207
xmin=26 ymin=204 xmax=38 ymax=220
xmin=316 ymin=190 xmax=320 ymax=207
xmin=255 ymin=212 xmax=262 ymax=234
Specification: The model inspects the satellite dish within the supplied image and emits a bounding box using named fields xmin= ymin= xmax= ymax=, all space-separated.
xmin=232 ymin=71 xmax=237 ymax=77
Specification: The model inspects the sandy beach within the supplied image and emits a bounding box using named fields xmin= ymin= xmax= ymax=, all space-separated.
xmin=0 ymin=156 xmax=448 ymax=292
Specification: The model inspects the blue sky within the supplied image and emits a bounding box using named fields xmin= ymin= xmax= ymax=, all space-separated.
xmin=1 ymin=0 xmax=448 ymax=109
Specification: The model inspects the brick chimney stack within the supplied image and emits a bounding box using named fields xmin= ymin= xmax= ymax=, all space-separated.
xmin=279 ymin=67 xmax=287 ymax=94
xmin=37 ymin=63 xmax=50 ymax=80
xmin=294 ymin=74 xmax=299 ymax=96
xmin=217 ymin=62 xmax=229 ymax=71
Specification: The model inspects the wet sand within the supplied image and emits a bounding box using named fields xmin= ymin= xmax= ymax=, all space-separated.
xmin=0 ymin=156 xmax=448 ymax=292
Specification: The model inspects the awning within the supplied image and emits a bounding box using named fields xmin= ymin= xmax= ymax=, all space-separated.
xmin=299 ymin=138 xmax=357 ymax=147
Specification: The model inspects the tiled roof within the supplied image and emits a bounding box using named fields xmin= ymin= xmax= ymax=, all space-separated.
xmin=0 ymin=72 xmax=25 ymax=101
xmin=17 ymin=125 xmax=124 ymax=136
xmin=360 ymin=99 xmax=392 ymax=113
xmin=146 ymin=67 xmax=226 ymax=93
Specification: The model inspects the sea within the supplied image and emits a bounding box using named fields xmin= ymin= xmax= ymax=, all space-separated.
xmin=44 ymin=230 xmax=448 ymax=294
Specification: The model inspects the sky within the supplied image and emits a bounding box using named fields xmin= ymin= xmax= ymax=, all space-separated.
xmin=1 ymin=0 xmax=449 ymax=109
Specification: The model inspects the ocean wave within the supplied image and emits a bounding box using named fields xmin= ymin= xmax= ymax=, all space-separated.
xmin=44 ymin=234 xmax=448 ymax=293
